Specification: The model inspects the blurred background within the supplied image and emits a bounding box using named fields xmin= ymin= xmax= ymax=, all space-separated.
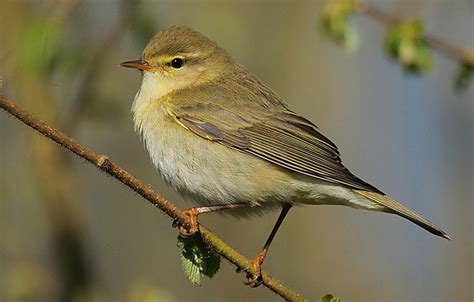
xmin=0 ymin=1 xmax=472 ymax=301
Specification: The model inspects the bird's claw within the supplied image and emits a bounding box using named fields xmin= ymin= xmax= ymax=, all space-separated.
xmin=242 ymin=252 xmax=265 ymax=288
xmin=244 ymin=272 xmax=263 ymax=287
xmin=171 ymin=218 xmax=180 ymax=228
xmin=171 ymin=208 xmax=200 ymax=236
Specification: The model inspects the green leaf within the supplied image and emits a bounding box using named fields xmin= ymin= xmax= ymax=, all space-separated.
xmin=320 ymin=293 xmax=341 ymax=302
xmin=177 ymin=235 xmax=221 ymax=286
xmin=454 ymin=60 xmax=474 ymax=91
xmin=181 ymin=251 xmax=201 ymax=285
xmin=202 ymin=248 xmax=220 ymax=279
xmin=414 ymin=41 xmax=433 ymax=73
xmin=320 ymin=0 xmax=359 ymax=52
xmin=384 ymin=19 xmax=433 ymax=74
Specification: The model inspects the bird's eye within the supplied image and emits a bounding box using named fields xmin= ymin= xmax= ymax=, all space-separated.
xmin=170 ymin=58 xmax=184 ymax=69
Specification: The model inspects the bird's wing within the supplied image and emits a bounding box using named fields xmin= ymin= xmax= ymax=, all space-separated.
xmin=171 ymin=99 xmax=382 ymax=193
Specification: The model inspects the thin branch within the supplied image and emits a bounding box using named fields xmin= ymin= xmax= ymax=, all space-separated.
xmin=355 ymin=0 xmax=474 ymax=66
xmin=0 ymin=93 xmax=309 ymax=302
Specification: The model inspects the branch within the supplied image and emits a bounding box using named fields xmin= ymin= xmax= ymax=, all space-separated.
xmin=355 ymin=0 xmax=474 ymax=66
xmin=0 ymin=93 xmax=309 ymax=302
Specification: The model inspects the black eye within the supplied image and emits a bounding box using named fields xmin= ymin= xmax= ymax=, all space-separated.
xmin=170 ymin=58 xmax=184 ymax=69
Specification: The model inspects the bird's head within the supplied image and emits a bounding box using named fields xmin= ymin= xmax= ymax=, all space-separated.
xmin=121 ymin=26 xmax=231 ymax=93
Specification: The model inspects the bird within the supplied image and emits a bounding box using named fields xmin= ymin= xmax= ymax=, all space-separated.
xmin=120 ymin=25 xmax=449 ymax=286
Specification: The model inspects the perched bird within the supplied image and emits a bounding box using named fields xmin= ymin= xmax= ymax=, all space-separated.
xmin=121 ymin=25 xmax=449 ymax=286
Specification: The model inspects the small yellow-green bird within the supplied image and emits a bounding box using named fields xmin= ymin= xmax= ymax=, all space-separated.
xmin=121 ymin=25 xmax=449 ymax=285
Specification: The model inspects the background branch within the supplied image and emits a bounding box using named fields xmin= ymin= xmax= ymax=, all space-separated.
xmin=321 ymin=0 xmax=473 ymax=89
xmin=0 ymin=94 xmax=309 ymax=302
xmin=356 ymin=0 xmax=474 ymax=66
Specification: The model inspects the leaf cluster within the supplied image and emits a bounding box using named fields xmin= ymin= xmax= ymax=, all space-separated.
xmin=320 ymin=0 xmax=473 ymax=90
xmin=384 ymin=19 xmax=432 ymax=74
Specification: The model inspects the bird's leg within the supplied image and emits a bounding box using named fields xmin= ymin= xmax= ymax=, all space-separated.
xmin=244 ymin=203 xmax=292 ymax=287
xmin=173 ymin=202 xmax=253 ymax=236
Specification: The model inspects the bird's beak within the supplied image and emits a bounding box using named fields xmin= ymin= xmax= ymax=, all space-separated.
xmin=120 ymin=59 xmax=154 ymax=71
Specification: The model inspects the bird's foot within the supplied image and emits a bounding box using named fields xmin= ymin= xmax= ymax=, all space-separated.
xmin=172 ymin=208 xmax=200 ymax=236
xmin=243 ymin=251 xmax=265 ymax=287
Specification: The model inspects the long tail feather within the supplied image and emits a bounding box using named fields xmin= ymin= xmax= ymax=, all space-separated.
xmin=354 ymin=190 xmax=450 ymax=240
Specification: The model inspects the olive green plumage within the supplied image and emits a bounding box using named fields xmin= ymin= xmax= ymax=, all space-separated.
xmin=124 ymin=25 xmax=449 ymax=239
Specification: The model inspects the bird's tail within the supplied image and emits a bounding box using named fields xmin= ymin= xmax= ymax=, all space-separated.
xmin=354 ymin=190 xmax=450 ymax=240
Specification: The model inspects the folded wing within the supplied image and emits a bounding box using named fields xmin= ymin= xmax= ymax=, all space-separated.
xmin=173 ymin=101 xmax=382 ymax=193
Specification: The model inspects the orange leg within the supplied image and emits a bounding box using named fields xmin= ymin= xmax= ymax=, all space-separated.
xmin=173 ymin=202 xmax=251 ymax=236
xmin=244 ymin=203 xmax=292 ymax=287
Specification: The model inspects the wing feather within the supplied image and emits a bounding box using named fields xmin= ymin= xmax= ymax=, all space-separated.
xmin=173 ymin=102 xmax=381 ymax=193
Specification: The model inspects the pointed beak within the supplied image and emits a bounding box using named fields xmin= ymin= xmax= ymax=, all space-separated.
xmin=120 ymin=59 xmax=153 ymax=71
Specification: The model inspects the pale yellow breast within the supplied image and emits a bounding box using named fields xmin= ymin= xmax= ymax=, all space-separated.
xmin=132 ymin=75 xmax=296 ymax=208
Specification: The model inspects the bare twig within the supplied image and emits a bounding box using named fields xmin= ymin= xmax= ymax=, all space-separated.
xmin=356 ymin=0 xmax=474 ymax=66
xmin=0 ymin=93 xmax=309 ymax=302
